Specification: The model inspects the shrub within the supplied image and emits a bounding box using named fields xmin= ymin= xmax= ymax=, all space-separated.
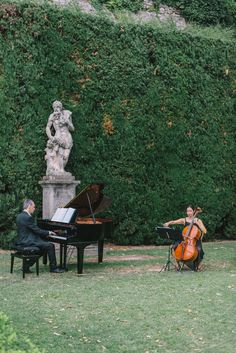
xmin=0 ymin=312 xmax=43 ymax=353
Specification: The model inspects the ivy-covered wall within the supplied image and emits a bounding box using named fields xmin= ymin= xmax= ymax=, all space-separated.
xmin=92 ymin=0 xmax=145 ymax=12
xmin=94 ymin=0 xmax=236 ymax=26
xmin=159 ymin=0 xmax=236 ymax=26
xmin=0 ymin=1 xmax=235 ymax=246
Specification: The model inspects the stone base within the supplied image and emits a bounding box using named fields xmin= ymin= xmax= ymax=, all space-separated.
xmin=39 ymin=177 xmax=80 ymax=219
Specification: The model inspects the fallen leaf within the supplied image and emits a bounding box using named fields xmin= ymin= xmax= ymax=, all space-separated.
xmin=53 ymin=332 xmax=61 ymax=336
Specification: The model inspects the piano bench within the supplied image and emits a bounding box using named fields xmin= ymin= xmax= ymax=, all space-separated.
xmin=10 ymin=246 xmax=41 ymax=279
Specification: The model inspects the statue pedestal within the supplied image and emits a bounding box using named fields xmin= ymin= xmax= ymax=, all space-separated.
xmin=39 ymin=176 xmax=80 ymax=219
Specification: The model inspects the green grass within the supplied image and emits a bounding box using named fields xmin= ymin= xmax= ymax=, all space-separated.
xmin=0 ymin=241 xmax=236 ymax=353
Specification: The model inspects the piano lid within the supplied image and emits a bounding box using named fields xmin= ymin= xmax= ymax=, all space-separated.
xmin=64 ymin=183 xmax=112 ymax=217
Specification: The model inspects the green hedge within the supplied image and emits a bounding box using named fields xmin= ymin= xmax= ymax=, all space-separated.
xmin=0 ymin=1 xmax=235 ymax=245
xmin=0 ymin=312 xmax=43 ymax=353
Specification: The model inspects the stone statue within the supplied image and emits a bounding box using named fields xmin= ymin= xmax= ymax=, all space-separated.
xmin=45 ymin=101 xmax=74 ymax=177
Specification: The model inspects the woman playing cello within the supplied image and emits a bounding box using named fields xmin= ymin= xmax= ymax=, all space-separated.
xmin=164 ymin=205 xmax=207 ymax=270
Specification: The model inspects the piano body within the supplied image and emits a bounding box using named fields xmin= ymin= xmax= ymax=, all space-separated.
xmin=38 ymin=183 xmax=113 ymax=274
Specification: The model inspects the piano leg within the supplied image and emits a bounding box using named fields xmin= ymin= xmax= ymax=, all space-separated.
xmin=76 ymin=245 xmax=85 ymax=274
xmin=63 ymin=244 xmax=68 ymax=270
xmin=59 ymin=245 xmax=63 ymax=268
xmin=58 ymin=244 xmax=68 ymax=270
xmin=98 ymin=240 xmax=104 ymax=263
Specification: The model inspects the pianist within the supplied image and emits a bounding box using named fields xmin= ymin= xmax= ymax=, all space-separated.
xmin=16 ymin=199 xmax=64 ymax=273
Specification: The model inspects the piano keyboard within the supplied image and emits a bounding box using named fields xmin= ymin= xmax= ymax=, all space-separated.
xmin=49 ymin=235 xmax=67 ymax=241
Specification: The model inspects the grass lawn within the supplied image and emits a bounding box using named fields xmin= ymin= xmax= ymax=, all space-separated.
xmin=0 ymin=241 xmax=236 ymax=353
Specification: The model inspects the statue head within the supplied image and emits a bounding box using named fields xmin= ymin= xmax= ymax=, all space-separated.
xmin=52 ymin=100 xmax=63 ymax=114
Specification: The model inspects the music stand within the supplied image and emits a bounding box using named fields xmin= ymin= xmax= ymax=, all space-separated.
xmin=155 ymin=226 xmax=182 ymax=272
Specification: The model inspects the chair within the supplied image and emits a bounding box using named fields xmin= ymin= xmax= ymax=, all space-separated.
xmin=10 ymin=246 xmax=42 ymax=278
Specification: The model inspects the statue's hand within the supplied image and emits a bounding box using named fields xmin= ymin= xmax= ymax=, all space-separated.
xmin=50 ymin=137 xmax=58 ymax=145
xmin=53 ymin=112 xmax=60 ymax=119
xmin=59 ymin=116 xmax=69 ymax=127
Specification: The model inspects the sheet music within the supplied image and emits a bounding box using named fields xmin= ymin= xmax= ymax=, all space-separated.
xmin=51 ymin=208 xmax=76 ymax=223
xmin=63 ymin=208 xmax=76 ymax=223
xmin=51 ymin=208 xmax=68 ymax=222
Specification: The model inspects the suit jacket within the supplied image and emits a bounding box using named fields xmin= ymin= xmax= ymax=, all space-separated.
xmin=16 ymin=211 xmax=49 ymax=246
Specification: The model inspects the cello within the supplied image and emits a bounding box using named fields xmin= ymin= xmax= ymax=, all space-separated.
xmin=172 ymin=207 xmax=202 ymax=264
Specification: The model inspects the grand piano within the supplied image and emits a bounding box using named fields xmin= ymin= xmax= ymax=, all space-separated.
xmin=38 ymin=183 xmax=113 ymax=274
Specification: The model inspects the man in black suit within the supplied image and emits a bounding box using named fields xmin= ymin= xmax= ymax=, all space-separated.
xmin=16 ymin=199 xmax=64 ymax=273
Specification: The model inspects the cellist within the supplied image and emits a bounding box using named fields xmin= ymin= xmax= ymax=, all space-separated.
xmin=163 ymin=205 xmax=207 ymax=270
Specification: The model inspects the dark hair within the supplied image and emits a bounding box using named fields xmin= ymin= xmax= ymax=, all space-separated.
xmin=186 ymin=205 xmax=194 ymax=210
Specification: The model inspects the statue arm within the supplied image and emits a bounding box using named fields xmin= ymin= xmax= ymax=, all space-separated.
xmin=65 ymin=112 xmax=74 ymax=132
xmin=68 ymin=117 xmax=74 ymax=132
xmin=46 ymin=117 xmax=53 ymax=139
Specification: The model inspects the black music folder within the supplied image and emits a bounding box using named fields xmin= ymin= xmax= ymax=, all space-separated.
xmin=155 ymin=226 xmax=182 ymax=242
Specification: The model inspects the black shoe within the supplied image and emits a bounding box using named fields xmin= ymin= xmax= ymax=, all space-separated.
xmin=50 ymin=267 xmax=65 ymax=273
